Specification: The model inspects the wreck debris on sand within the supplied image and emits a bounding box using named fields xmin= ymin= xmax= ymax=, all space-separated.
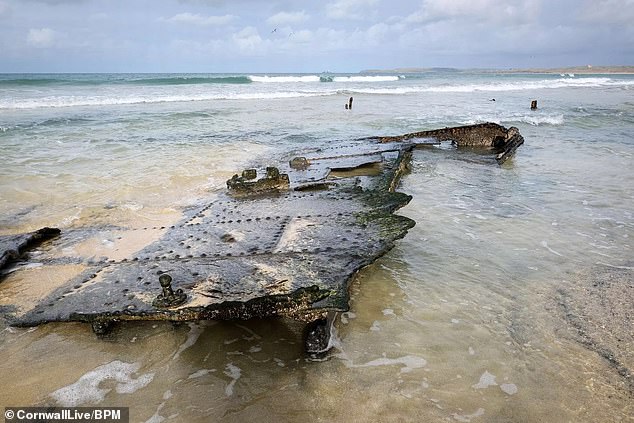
xmin=371 ymin=122 xmax=524 ymax=164
xmin=0 ymin=123 xmax=523 ymax=353
xmin=0 ymin=227 xmax=61 ymax=270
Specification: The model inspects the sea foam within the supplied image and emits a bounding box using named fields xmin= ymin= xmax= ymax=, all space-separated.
xmin=224 ymin=363 xmax=242 ymax=396
xmin=248 ymin=75 xmax=399 ymax=83
xmin=347 ymin=77 xmax=634 ymax=95
xmin=332 ymin=75 xmax=400 ymax=82
xmin=344 ymin=355 xmax=427 ymax=373
xmin=0 ymin=91 xmax=333 ymax=109
xmin=248 ymin=75 xmax=321 ymax=83
xmin=462 ymin=113 xmax=565 ymax=126
xmin=50 ymin=360 xmax=154 ymax=406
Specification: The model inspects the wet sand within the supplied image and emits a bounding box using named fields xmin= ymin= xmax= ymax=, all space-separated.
xmin=556 ymin=264 xmax=634 ymax=396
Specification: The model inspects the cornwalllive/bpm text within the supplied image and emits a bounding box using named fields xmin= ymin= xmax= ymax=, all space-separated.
xmin=4 ymin=407 xmax=129 ymax=423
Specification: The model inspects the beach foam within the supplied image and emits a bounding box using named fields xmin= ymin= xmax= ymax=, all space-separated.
xmin=0 ymin=91 xmax=333 ymax=109
xmin=173 ymin=323 xmax=206 ymax=360
xmin=500 ymin=383 xmax=518 ymax=395
xmin=462 ymin=113 xmax=565 ymax=126
xmin=472 ymin=371 xmax=497 ymax=389
xmin=248 ymin=75 xmax=321 ymax=83
xmin=248 ymin=75 xmax=399 ymax=83
xmin=224 ymin=363 xmax=242 ymax=396
xmin=50 ymin=360 xmax=154 ymax=406
xmin=349 ymin=77 xmax=634 ymax=95
xmin=332 ymin=75 xmax=400 ymax=82
xmin=346 ymin=355 xmax=427 ymax=373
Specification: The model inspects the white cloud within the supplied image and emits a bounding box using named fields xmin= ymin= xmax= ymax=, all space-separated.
xmin=163 ymin=12 xmax=236 ymax=26
xmin=27 ymin=28 xmax=56 ymax=48
xmin=265 ymin=25 xmax=397 ymax=53
xmin=406 ymin=0 xmax=541 ymax=25
xmin=266 ymin=11 xmax=309 ymax=26
xmin=287 ymin=29 xmax=313 ymax=44
xmin=326 ymin=0 xmax=379 ymax=20
xmin=365 ymin=22 xmax=390 ymax=45
xmin=577 ymin=0 xmax=634 ymax=24
xmin=232 ymin=26 xmax=266 ymax=53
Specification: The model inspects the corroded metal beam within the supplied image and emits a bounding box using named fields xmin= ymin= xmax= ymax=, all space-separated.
xmin=0 ymin=227 xmax=60 ymax=271
xmin=370 ymin=122 xmax=524 ymax=164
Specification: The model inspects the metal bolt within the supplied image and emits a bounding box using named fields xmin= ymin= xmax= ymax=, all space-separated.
xmin=153 ymin=273 xmax=187 ymax=308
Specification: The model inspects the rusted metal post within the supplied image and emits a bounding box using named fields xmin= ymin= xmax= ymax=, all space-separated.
xmin=152 ymin=274 xmax=187 ymax=308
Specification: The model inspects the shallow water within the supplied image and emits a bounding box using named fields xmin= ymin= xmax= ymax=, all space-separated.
xmin=1 ymin=72 xmax=633 ymax=422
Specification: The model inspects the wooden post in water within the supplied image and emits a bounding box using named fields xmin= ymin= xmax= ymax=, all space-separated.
xmin=531 ymin=100 xmax=538 ymax=110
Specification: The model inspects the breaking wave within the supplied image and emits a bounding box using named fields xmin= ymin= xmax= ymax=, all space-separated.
xmin=516 ymin=114 xmax=565 ymax=126
xmin=0 ymin=91 xmax=335 ymax=109
xmin=320 ymin=75 xmax=401 ymax=82
xmin=348 ymin=77 xmax=634 ymax=94
xmin=0 ymin=74 xmax=403 ymax=87
xmin=248 ymin=75 xmax=400 ymax=83
xmin=249 ymin=75 xmax=321 ymax=83
xmin=462 ymin=113 xmax=565 ymax=126
xmin=334 ymin=75 xmax=400 ymax=82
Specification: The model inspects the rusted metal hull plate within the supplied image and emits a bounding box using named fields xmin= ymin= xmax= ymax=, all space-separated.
xmin=7 ymin=148 xmax=414 ymax=327
xmin=1 ymin=123 xmax=524 ymax=332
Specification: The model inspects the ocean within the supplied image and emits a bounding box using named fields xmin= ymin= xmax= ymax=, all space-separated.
xmin=1 ymin=71 xmax=633 ymax=421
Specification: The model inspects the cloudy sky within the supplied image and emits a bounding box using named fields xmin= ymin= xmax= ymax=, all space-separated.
xmin=0 ymin=0 xmax=632 ymax=72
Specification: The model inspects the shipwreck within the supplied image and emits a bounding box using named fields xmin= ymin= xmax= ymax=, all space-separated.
xmin=0 ymin=123 xmax=523 ymax=353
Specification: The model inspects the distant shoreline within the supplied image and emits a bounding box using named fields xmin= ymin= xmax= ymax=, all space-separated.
xmin=362 ymin=65 xmax=634 ymax=75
